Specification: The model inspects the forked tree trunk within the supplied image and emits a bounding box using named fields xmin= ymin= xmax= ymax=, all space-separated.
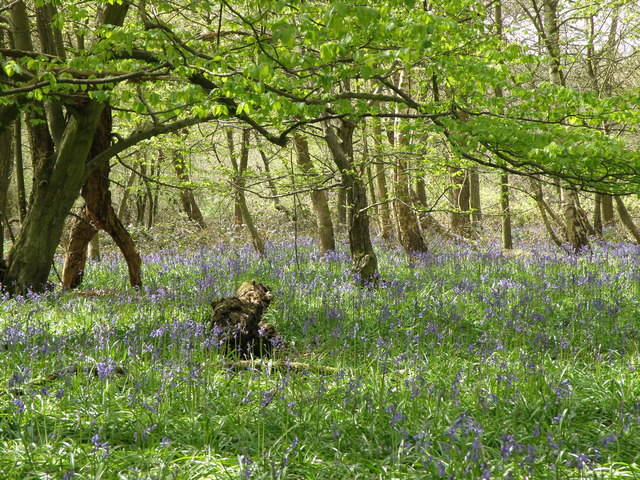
xmin=4 ymin=101 xmax=106 ymax=293
xmin=324 ymin=121 xmax=378 ymax=285
xmin=294 ymin=134 xmax=335 ymax=253
xmin=3 ymin=2 xmax=130 ymax=293
xmin=62 ymin=106 xmax=142 ymax=290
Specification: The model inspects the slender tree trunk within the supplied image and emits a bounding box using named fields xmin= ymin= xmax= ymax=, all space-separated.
xmin=615 ymin=197 xmax=640 ymax=244
xmin=449 ymin=167 xmax=471 ymax=235
xmin=226 ymin=130 xmax=245 ymax=228
xmin=593 ymin=193 xmax=603 ymax=236
xmin=413 ymin=176 xmax=447 ymax=237
xmin=495 ymin=0 xmax=512 ymax=249
xmin=372 ymin=119 xmax=393 ymax=241
xmin=118 ymin=168 xmax=137 ymax=224
xmin=171 ymin=150 xmax=207 ymax=229
xmin=255 ymin=136 xmax=289 ymax=216
xmin=228 ymin=129 xmax=265 ymax=255
xmin=0 ymin=124 xmax=14 ymax=260
xmin=294 ymin=134 xmax=335 ymax=253
xmin=500 ymin=173 xmax=513 ymax=249
xmin=13 ymin=116 xmax=27 ymax=223
xmin=324 ymin=121 xmax=378 ymax=285
xmin=529 ymin=178 xmax=563 ymax=248
xmin=470 ymin=167 xmax=482 ymax=226
xmin=337 ymin=187 xmax=347 ymax=230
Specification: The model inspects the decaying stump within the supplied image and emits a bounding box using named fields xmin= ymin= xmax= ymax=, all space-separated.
xmin=209 ymin=281 xmax=282 ymax=357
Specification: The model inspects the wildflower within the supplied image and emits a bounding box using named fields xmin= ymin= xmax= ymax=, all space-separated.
xmin=13 ymin=397 xmax=25 ymax=413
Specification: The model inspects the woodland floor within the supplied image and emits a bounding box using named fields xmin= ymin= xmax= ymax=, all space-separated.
xmin=1 ymin=237 xmax=639 ymax=479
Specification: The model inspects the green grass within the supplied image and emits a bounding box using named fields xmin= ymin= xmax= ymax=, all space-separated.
xmin=1 ymin=239 xmax=640 ymax=479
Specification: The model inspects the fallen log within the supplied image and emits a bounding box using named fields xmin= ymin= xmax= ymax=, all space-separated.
xmin=209 ymin=280 xmax=282 ymax=357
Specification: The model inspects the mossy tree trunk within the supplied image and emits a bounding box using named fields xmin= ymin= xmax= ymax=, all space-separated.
xmin=3 ymin=1 xmax=130 ymax=294
xmin=324 ymin=121 xmax=378 ymax=285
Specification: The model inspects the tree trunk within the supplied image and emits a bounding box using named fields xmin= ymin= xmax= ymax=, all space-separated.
xmin=470 ymin=167 xmax=482 ymax=226
xmin=255 ymin=137 xmax=289 ymax=216
xmin=171 ymin=150 xmax=207 ymax=229
xmin=228 ymin=129 xmax=265 ymax=255
xmin=601 ymin=195 xmax=615 ymax=226
xmin=294 ymin=134 xmax=335 ymax=253
xmin=615 ymin=196 xmax=640 ymax=244
xmin=13 ymin=116 xmax=27 ymax=222
xmin=4 ymin=102 xmax=106 ymax=293
xmin=500 ymin=173 xmax=513 ymax=249
xmin=117 ymin=168 xmax=137 ymax=224
xmin=529 ymin=178 xmax=563 ymax=248
xmin=324 ymin=121 xmax=378 ymax=285
xmin=449 ymin=167 xmax=471 ymax=235
xmin=562 ymin=189 xmax=590 ymax=253
xmin=393 ymin=133 xmax=427 ymax=255
xmin=337 ymin=187 xmax=347 ymax=230
xmin=0 ymin=124 xmax=14 ymax=260
xmin=62 ymin=106 xmax=142 ymax=290
xmin=372 ymin=119 xmax=393 ymax=241
xmin=593 ymin=193 xmax=603 ymax=236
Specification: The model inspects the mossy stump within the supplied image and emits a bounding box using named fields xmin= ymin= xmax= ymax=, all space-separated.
xmin=209 ymin=281 xmax=281 ymax=357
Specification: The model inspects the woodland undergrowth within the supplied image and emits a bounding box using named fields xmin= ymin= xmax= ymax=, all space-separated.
xmin=1 ymin=237 xmax=640 ymax=479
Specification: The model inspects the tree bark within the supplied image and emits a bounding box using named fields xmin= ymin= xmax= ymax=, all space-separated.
xmin=372 ymin=118 xmax=393 ymax=241
xmin=171 ymin=149 xmax=207 ymax=229
xmin=449 ymin=167 xmax=471 ymax=235
xmin=3 ymin=1 xmax=131 ymax=293
xmin=393 ymin=130 xmax=428 ymax=255
xmin=601 ymin=195 xmax=615 ymax=226
xmin=529 ymin=178 xmax=563 ymax=248
xmin=500 ymin=173 xmax=513 ymax=249
xmin=62 ymin=106 xmax=142 ymax=290
xmin=0 ymin=124 xmax=14 ymax=260
xmin=324 ymin=121 xmax=378 ymax=285
xmin=13 ymin=116 xmax=27 ymax=222
xmin=294 ymin=134 xmax=335 ymax=253
xmin=470 ymin=167 xmax=482 ymax=225
xmin=228 ymin=129 xmax=265 ymax=255
xmin=593 ymin=193 xmax=603 ymax=236
xmin=615 ymin=196 xmax=640 ymax=244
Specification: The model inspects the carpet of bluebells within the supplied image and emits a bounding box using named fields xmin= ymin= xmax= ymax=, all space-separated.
xmin=1 ymin=238 xmax=640 ymax=479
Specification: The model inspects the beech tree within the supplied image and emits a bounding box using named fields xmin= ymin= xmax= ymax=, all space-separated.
xmin=3 ymin=0 xmax=640 ymax=291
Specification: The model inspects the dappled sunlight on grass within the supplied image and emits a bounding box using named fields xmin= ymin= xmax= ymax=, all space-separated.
xmin=1 ymin=239 xmax=639 ymax=478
